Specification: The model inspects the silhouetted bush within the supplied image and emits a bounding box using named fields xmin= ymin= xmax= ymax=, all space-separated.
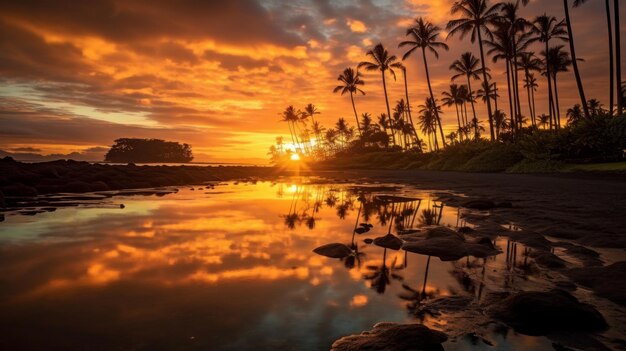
xmin=105 ymin=138 xmax=193 ymax=163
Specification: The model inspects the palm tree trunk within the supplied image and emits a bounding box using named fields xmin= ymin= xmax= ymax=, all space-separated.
xmin=494 ymin=82 xmax=499 ymax=113
xmin=564 ymin=0 xmax=590 ymax=118
xmin=606 ymin=0 xmax=615 ymax=116
xmin=531 ymin=87 xmax=537 ymax=127
xmin=477 ymin=30 xmax=495 ymax=141
xmin=455 ymin=103 xmax=462 ymax=142
xmin=525 ymin=70 xmax=535 ymax=126
xmin=350 ymin=92 xmax=362 ymax=136
xmin=615 ymin=0 xmax=622 ymax=115
xmin=466 ymin=75 xmax=478 ymax=132
xmin=381 ymin=71 xmax=396 ymax=146
xmin=512 ymin=40 xmax=523 ymax=130
xmin=403 ymin=70 xmax=422 ymax=151
xmin=422 ymin=48 xmax=447 ymax=147
xmin=545 ymin=41 xmax=555 ymax=130
xmin=553 ymin=74 xmax=562 ymax=127
xmin=505 ymin=59 xmax=515 ymax=135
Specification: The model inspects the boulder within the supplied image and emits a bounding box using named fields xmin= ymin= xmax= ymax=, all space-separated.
xmin=313 ymin=243 xmax=352 ymax=258
xmin=566 ymin=262 xmax=626 ymax=306
xmin=489 ymin=289 xmax=607 ymax=336
xmin=373 ymin=234 xmax=403 ymax=250
xmin=403 ymin=227 xmax=500 ymax=261
xmin=331 ymin=322 xmax=447 ymax=351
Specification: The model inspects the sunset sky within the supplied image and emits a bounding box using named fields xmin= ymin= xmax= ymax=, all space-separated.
xmin=0 ymin=0 xmax=624 ymax=164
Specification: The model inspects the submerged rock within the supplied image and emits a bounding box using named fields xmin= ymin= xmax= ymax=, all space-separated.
xmin=402 ymin=227 xmax=500 ymax=261
xmin=330 ymin=322 xmax=447 ymax=351
xmin=313 ymin=243 xmax=352 ymax=258
xmin=373 ymin=234 xmax=403 ymax=250
xmin=489 ymin=289 xmax=607 ymax=336
xmin=531 ymin=251 xmax=567 ymax=269
xmin=566 ymin=262 xmax=626 ymax=306
xmin=461 ymin=200 xmax=496 ymax=210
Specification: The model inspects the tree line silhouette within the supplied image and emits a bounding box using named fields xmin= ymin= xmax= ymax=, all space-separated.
xmin=269 ymin=0 xmax=624 ymax=162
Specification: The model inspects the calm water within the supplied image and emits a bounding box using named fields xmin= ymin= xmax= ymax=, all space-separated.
xmin=0 ymin=179 xmax=564 ymax=350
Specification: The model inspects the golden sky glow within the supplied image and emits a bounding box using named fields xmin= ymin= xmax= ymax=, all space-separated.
xmin=0 ymin=0 xmax=623 ymax=163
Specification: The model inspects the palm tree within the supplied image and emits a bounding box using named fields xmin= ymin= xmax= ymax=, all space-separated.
xmin=524 ymin=73 xmax=539 ymax=126
xmin=538 ymin=114 xmax=550 ymax=129
xmin=529 ymin=15 xmax=568 ymax=129
xmin=562 ymin=0 xmax=590 ymax=118
xmin=447 ymin=0 xmax=504 ymax=141
xmin=567 ymin=104 xmax=584 ymax=125
xmin=485 ymin=25 xmax=518 ymax=134
xmin=377 ymin=113 xmax=392 ymax=145
xmin=543 ymin=45 xmax=572 ymax=128
xmin=588 ymin=98 xmax=606 ymax=116
xmin=281 ymin=105 xmax=302 ymax=150
xmin=442 ymin=84 xmax=465 ymax=141
xmin=418 ymin=100 xmax=438 ymax=151
xmin=498 ymin=2 xmax=532 ymax=130
xmin=399 ymin=65 xmax=423 ymax=151
xmin=334 ymin=68 xmax=365 ymax=135
xmin=359 ymin=44 xmax=403 ymax=140
xmin=574 ymin=0 xmax=614 ymax=115
xmin=400 ymin=17 xmax=450 ymax=147
xmin=450 ymin=52 xmax=487 ymax=135
xmin=419 ymin=98 xmax=444 ymax=151
xmin=518 ymin=52 xmax=542 ymax=125
xmin=493 ymin=109 xmax=510 ymax=137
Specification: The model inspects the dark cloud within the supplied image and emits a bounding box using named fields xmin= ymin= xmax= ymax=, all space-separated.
xmin=0 ymin=0 xmax=303 ymax=46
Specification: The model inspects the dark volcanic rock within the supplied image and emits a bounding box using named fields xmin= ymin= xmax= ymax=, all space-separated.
xmin=373 ymin=234 xmax=403 ymax=250
xmin=331 ymin=322 xmax=447 ymax=351
xmin=531 ymin=251 xmax=567 ymax=269
xmin=489 ymin=289 xmax=607 ymax=335
xmin=566 ymin=262 xmax=626 ymax=306
xmin=313 ymin=243 xmax=352 ymax=258
xmin=402 ymin=227 xmax=500 ymax=261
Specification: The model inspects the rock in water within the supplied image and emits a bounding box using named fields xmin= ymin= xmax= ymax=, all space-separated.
xmin=313 ymin=243 xmax=352 ymax=258
xmin=566 ymin=262 xmax=626 ymax=306
xmin=331 ymin=322 xmax=447 ymax=351
xmin=489 ymin=289 xmax=607 ymax=336
xmin=373 ymin=234 xmax=403 ymax=250
xmin=461 ymin=200 xmax=496 ymax=210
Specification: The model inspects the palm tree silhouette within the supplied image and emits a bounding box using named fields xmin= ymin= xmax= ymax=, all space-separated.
xmin=499 ymin=2 xmax=533 ymax=132
xmin=485 ymin=24 xmax=525 ymax=135
xmin=281 ymin=105 xmax=303 ymax=151
xmin=519 ymin=52 xmax=542 ymax=125
xmin=542 ymin=45 xmax=572 ymax=127
xmin=567 ymin=104 xmax=584 ymax=125
xmin=530 ymin=14 xmax=568 ymax=129
xmin=561 ymin=0 xmax=590 ymax=118
xmin=399 ymin=65 xmax=423 ymax=151
xmin=334 ymin=68 xmax=365 ymax=135
xmin=523 ymin=73 xmax=539 ymax=127
xmin=359 ymin=44 xmax=403 ymax=142
xmin=450 ymin=52 xmax=488 ymax=137
xmin=418 ymin=98 xmax=442 ymax=151
xmin=400 ymin=17 xmax=450 ymax=147
xmin=447 ymin=0 xmax=504 ymax=141
xmin=442 ymin=84 xmax=465 ymax=141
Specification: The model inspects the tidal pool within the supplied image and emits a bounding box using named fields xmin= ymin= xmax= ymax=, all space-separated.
xmin=0 ymin=179 xmax=588 ymax=350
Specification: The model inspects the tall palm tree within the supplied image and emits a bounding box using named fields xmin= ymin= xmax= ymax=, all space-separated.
xmin=485 ymin=25 xmax=518 ymax=134
xmin=334 ymin=68 xmax=365 ymax=135
xmin=359 ymin=44 xmax=403 ymax=139
xmin=574 ymin=0 xmax=614 ymax=115
xmin=450 ymin=52 xmax=487 ymax=135
xmin=543 ymin=45 xmax=572 ymax=128
xmin=518 ymin=52 xmax=542 ymax=125
xmin=447 ymin=0 xmax=504 ymax=141
xmin=498 ymin=2 xmax=532 ymax=130
xmin=529 ymin=15 xmax=568 ymax=129
xmin=562 ymin=0 xmax=590 ymax=118
xmin=377 ymin=113 xmax=392 ymax=145
xmin=400 ymin=17 xmax=450 ymax=147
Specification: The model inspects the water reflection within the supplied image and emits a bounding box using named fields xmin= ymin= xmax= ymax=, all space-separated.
xmin=0 ymin=180 xmax=557 ymax=350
